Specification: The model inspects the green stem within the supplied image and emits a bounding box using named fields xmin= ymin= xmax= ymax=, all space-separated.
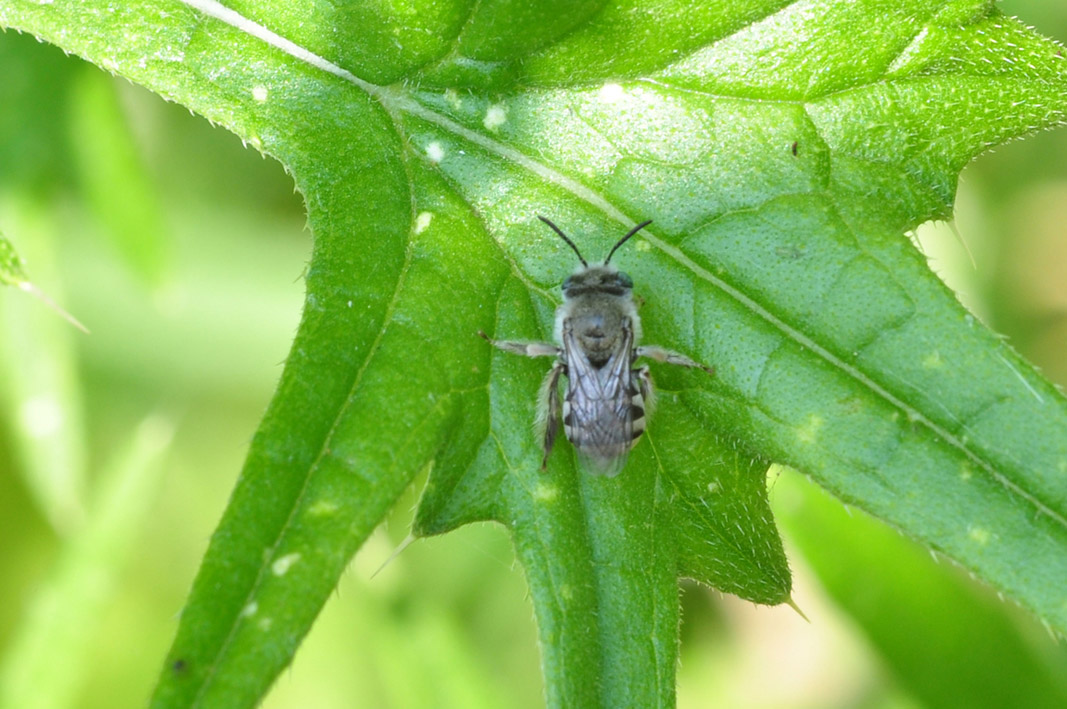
xmin=508 ymin=466 xmax=678 ymax=708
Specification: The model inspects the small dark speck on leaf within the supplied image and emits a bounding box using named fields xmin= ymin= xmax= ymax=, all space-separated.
xmin=172 ymin=658 xmax=188 ymax=674
xmin=791 ymin=141 xmax=799 ymax=156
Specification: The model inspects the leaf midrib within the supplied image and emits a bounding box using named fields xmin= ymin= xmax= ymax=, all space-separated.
xmin=175 ymin=0 xmax=1067 ymax=545
xmin=185 ymin=159 xmax=420 ymax=703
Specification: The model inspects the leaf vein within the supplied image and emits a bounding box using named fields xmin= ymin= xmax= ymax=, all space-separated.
xmin=189 ymin=156 xmax=419 ymax=707
xmin=175 ymin=0 xmax=1067 ymax=548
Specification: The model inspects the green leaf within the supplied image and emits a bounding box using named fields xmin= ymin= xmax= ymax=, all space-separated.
xmin=774 ymin=468 xmax=1067 ymax=709
xmin=4 ymin=1 xmax=1067 ymax=707
xmin=0 ymin=228 xmax=29 ymax=287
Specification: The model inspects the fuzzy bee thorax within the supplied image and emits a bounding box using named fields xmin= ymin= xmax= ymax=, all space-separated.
xmin=558 ymin=294 xmax=638 ymax=367
xmin=553 ymin=263 xmax=641 ymax=367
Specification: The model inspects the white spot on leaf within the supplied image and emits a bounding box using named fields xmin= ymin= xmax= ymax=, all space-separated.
xmin=271 ymin=552 xmax=301 ymax=576
xmin=252 ymin=85 xmax=268 ymax=102
xmin=310 ymin=499 xmax=340 ymax=515
xmin=796 ymin=414 xmax=823 ymax=444
xmin=598 ymin=83 xmax=624 ymax=103
xmin=414 ymin=212 xmax=434 ymax=234
xmin=922 ymin=351 xmax=943 ymax=369
xmin=426 ymin=141 xmax=445 ymax=163
xmin=533 ymin=483 xmax=559 ymax=502
xmin=483 ymin=103 xmax=507 ymax=131
xmin=968 ymin=526 xmax=992 ymax=545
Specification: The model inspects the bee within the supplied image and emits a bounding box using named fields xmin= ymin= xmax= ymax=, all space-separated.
xmin=480 ymin=216 xmax=714 ymax=477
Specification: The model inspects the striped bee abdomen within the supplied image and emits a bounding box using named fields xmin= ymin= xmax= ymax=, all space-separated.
xmin=629 ymin=378 xmax=646 ymax=441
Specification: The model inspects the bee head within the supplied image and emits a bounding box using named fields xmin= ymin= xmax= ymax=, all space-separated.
xmin=562 ymin=266 xmax=633 ymax=297
xmin=537 ymin=216 xmax=650 ymax=298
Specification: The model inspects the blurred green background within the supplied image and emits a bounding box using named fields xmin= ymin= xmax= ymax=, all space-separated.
xmin=2 ymin=3 xmax=1067 ymax=707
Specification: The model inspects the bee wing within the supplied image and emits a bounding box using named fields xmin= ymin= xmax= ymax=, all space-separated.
xmin=562 ymin=319 xmax=637 ymax=477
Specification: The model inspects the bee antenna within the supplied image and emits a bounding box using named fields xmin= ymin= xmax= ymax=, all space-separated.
xmin=538 ymin=216 xmax=587 ymax=267
xmin=604 ymin=220 xmax=652 ymax=264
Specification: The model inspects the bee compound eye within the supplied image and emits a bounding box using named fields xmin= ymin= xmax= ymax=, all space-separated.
xmin=617 ymin=271 xmax=633 ymax=288
xmin=562 ymin=276 xmax=573 ymax=291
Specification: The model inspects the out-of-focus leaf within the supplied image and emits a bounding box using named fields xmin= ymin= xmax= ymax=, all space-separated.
xmin=68 ymin=68 xmax=170 ymax=284
xmin=0 ymin=415 xmax=173 ymax=709
xmin=0 ymin=212 xmax=88 ymax=531
xmin=0 ymin=32 xmax=76 ymax=192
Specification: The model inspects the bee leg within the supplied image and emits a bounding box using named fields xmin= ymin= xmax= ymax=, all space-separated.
xmin=636 ymin=345 xmax=715 ymax=375
xmin=478 ymin=331 xmax=560 ymax=358
xmin=537 ymin=362 xmax=565 ymax=470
